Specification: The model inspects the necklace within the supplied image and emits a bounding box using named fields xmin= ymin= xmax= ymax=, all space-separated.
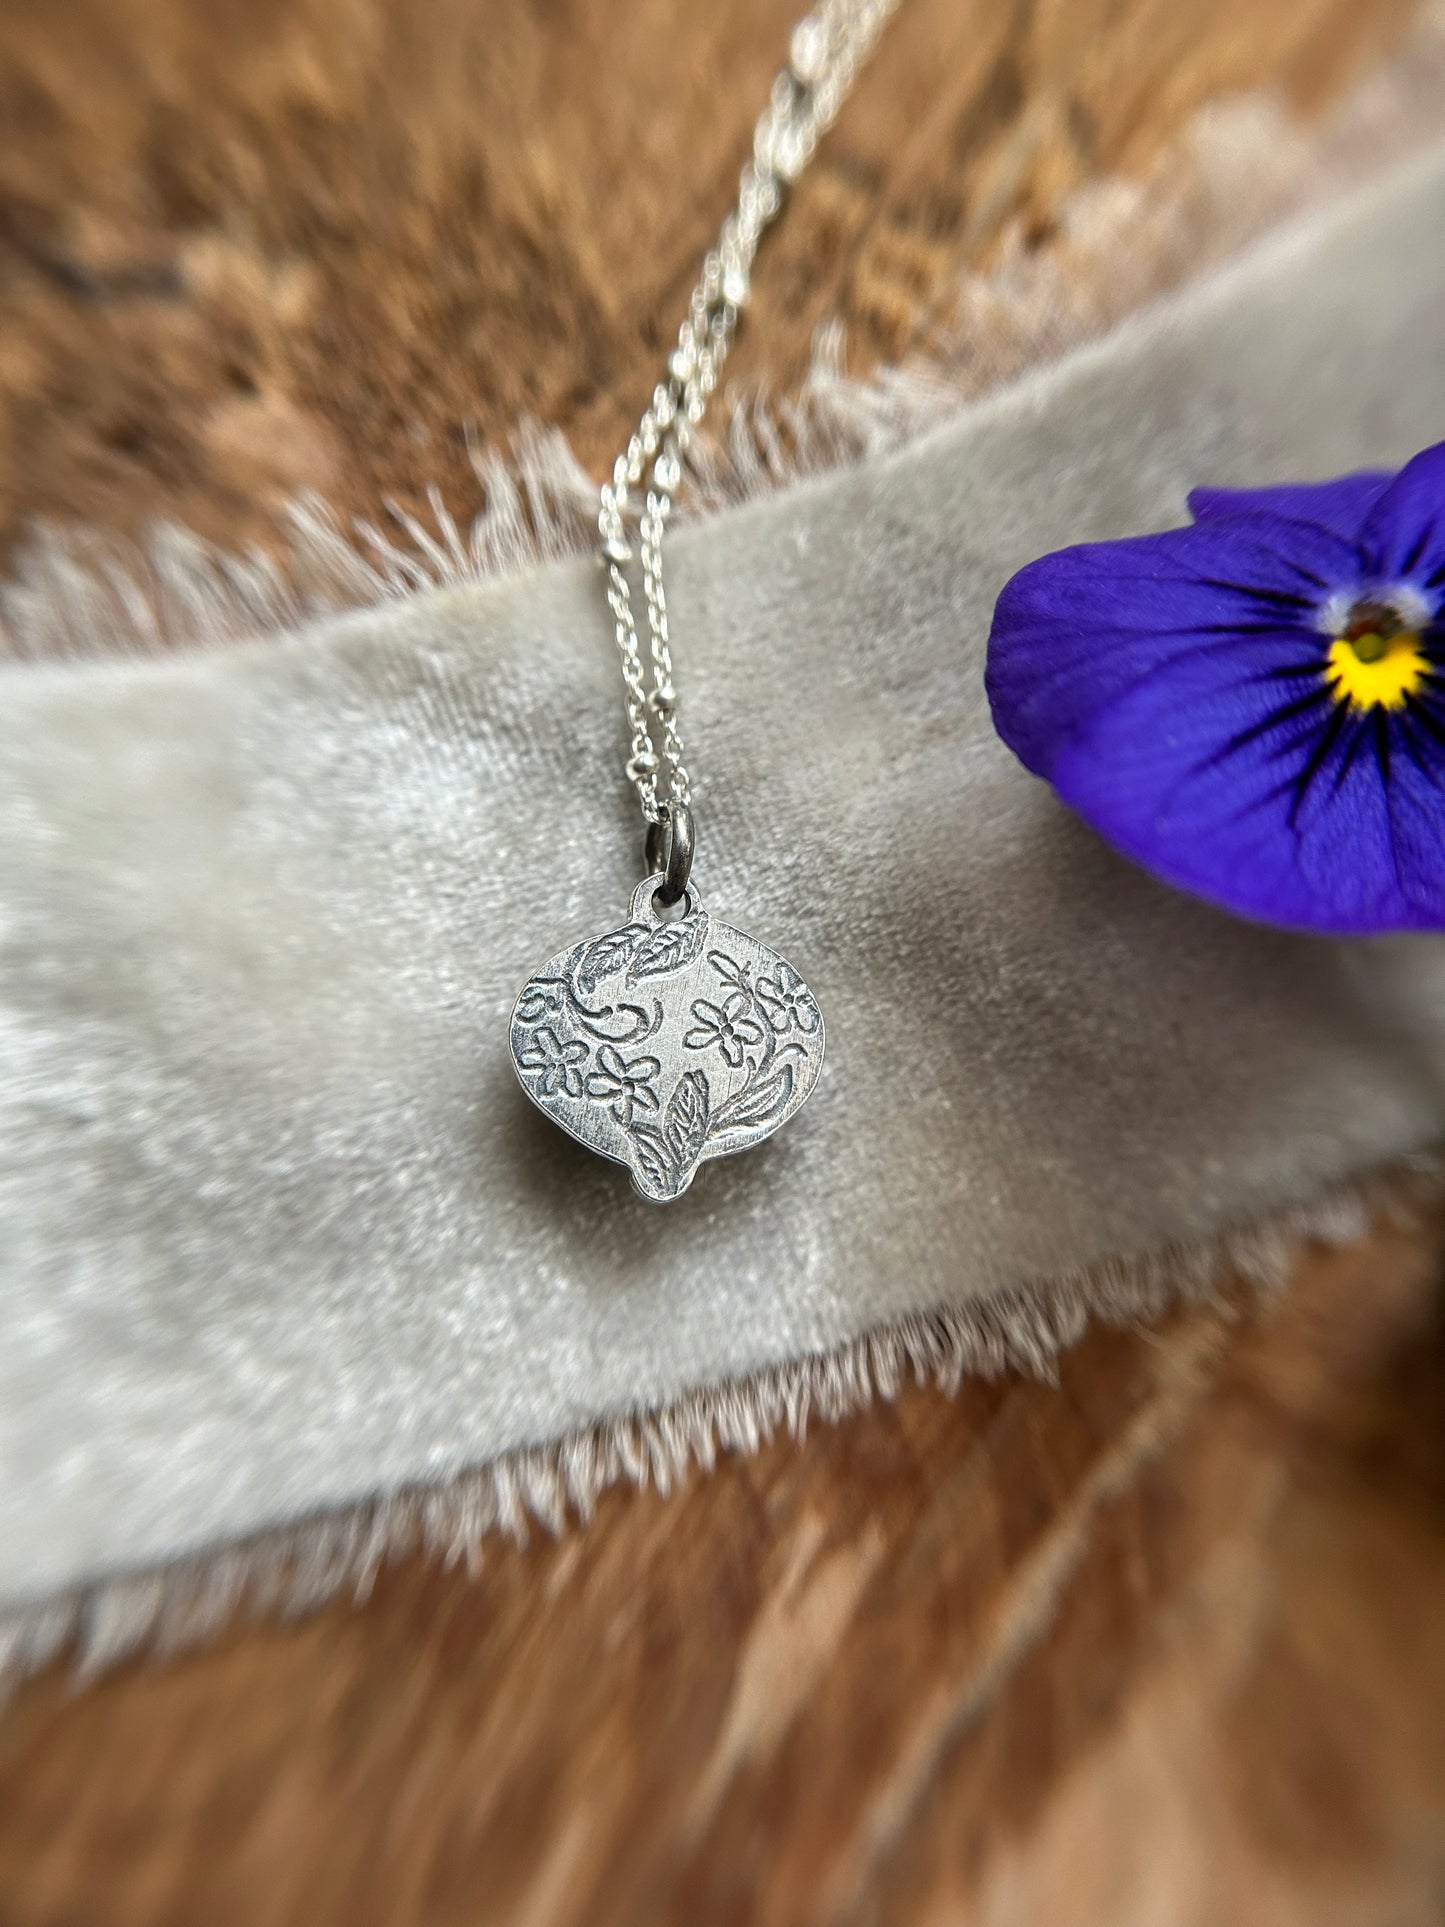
xmin=510 ymin=0 xmax=898 ymax=1201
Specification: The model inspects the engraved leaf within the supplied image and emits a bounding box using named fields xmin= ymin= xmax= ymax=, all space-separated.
xmin=629 ymin=1121 xmax=676 ymax=1200
xmin=714 ymin=1067 xmax=793 ymax=1136
xmin=664 ymin=1070 xmax=711 ymax=1171
xmin=626 ymin=912 xmax=708 ymax=983
xmin=708 ymin=949 xmax=751 ymax=991
xmin=576 ymin=924 xmax=648 ymax=998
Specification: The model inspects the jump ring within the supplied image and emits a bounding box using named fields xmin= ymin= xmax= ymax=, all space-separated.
xmin=644 ymin=802 xmax=695 ymax=908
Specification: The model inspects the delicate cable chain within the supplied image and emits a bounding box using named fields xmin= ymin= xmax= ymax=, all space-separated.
xmin=599 ymin=0 xmax=901 ymax=827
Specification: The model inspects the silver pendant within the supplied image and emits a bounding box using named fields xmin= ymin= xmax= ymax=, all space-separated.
xmin=510 ymin=873 xmax=825 ymax=1201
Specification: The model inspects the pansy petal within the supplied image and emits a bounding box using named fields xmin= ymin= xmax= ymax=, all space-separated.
xmin=1188 ymin=471 xmax=1391 ymax=542
xmin=987 ymin=513 xmax=1362 ymax=777
xmin=1379 ymin=693 xmax=1445 ymax=924
xmin=1042 ymin=632 xmax=1419 ymax=931
xmin=1358 ymin=439 xmax=1445 ymax=592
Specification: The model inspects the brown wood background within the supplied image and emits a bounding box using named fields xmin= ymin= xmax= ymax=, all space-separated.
xmin=2 ymin=1 xmax=1444 ymax=1922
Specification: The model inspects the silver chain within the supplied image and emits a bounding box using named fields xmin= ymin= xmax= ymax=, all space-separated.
xmin=598 ymin=0 xmax=900 ymax=832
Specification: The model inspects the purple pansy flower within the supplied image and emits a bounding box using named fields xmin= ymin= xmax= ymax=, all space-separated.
xmin=985 ymin=442 xmax=1445 ymax=933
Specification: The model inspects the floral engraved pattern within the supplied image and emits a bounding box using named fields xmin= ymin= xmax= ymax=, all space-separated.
xmin=514 ymin=979 xmax=568 ymax=1026
xmin=515 ymin=1025 xmax=588 ymax=1099
xmin=585 ymin=1044 xmax=661 ymax=1128
xmin=684 ymin=990 xmax=765 ymax=1068
xmin=626 ymin=912 xmax=708 ymax=983
xmin=576 ymin=927 xmax=648 ymax=998
xmin=511 ymin=890 xmax=824 ymax=1200
xmin=708 ymin=950 xmax=752 ymax=992
xmin=755 ymin=963 xmax=820 ymax=1036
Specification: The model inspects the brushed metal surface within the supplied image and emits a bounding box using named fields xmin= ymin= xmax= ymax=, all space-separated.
xmin=511 ymin=873 xmax=826 ymax=1199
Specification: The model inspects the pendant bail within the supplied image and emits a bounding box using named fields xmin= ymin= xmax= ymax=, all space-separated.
xmin=644 ymin=801 xmax=695 ymax=907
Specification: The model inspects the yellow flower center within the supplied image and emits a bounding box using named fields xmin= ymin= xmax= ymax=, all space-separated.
xmin=1325 ymin=600 xmax=1428 ymax=710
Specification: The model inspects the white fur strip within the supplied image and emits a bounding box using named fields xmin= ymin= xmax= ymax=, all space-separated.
xmin=1 ymin=1164 xmax=1427 ymax=1687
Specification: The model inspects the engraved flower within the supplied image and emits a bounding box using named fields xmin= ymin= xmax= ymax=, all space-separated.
xmin=755 ymin=963 xmax=819 ymax=1036
xmin=516 ymin=1025 xmax=587 ymax=1099
xmin=515 ymin=978 xmax=568 ymax=1026
xmin=585 ymin=1044 xmax=662 ymax=1127
xmin=685 ymin=990 xmax=764 ymax=1068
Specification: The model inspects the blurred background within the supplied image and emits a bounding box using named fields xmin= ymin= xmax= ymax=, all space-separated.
xmin=2 ymin=0 xmax=1445 ymax=1921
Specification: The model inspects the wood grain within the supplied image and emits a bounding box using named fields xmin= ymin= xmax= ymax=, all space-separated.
xmin=1 ymin=0 xmax=1441 ymax=1922
xmin=0 ymin=0 xmax=1414 ymax=565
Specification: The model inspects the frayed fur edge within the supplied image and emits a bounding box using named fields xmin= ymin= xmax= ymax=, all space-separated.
xmin=1 ymin=1156 xmax=1436 ymax=1695
xmin=5 ymin=13 xmax=1445 ymax=662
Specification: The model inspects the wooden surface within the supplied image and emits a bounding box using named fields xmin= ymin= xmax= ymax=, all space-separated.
xmin=2 ymin=1 xmax=1443 ymax=1922
xmin=0 ymin=0 xmax=1413 ymax=564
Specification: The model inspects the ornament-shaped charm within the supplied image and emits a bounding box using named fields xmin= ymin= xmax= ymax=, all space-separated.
xmin=510 ymin=874 xmax=825 ymax=1200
